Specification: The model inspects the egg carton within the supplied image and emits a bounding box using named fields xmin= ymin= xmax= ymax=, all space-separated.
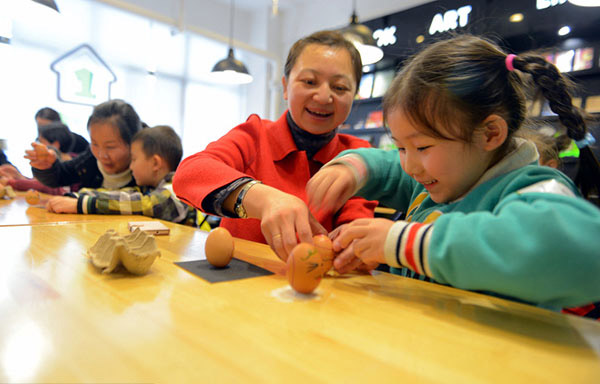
xmin=88 ymin=228 xmax=161 ymax=275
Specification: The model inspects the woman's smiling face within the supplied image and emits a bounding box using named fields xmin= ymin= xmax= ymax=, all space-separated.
xmin=282 ymin=43 xmax=356 ymax=135
xmin=89 ymin=121 xmax=131 ymax=174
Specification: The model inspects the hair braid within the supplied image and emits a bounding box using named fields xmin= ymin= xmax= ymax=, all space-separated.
xmin=513 ymin=55 xmax=586 ymax=141
xmin=513 ymin=55 xmax=600 ymax=200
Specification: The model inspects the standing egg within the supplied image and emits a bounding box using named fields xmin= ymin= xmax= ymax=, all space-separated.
xmin=313 ymin=234 xmax=334 ymax=275
xmin=25 ymin=189 xmax=40 ymax=205
xmin=205 ymin=227 xmax=234 ymax=267
xmin=287 ymin=242 xmax=323 ymax=294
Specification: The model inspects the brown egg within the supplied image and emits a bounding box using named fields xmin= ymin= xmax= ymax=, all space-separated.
xmin=287 ymin=242 xmax=323 ymax=294
xmin=205 ymin=227 xmax=234 ymax=267
xmin=313 ymin=234 xmax=334 ymax=275
xmin=25 ymin=189 xmax=40 ymax=205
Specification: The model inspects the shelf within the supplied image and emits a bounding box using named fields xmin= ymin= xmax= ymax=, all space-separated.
xmin=341 ymin=128 xmax=387 ymax=135
xmin=352 ymin=96 xmax=382 ymax=106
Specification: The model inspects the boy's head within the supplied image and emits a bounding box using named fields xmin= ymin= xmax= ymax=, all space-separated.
xmin=130 ymin=125 xmax=182 ymax=187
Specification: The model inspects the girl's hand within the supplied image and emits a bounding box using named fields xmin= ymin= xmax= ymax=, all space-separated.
xmin=332 ymin=218 xmax=394 ymax=273
xmin=25 ymin=142 xmax=57 ymax=170
xmin=46 ymin=196 xmax=77 ymax=213
xmin=306 ymin=164 xmax=357 ymax=215
xmin=248 ymin=185 xmax=326 ymax=261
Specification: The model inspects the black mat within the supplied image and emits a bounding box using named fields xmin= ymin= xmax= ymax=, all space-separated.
xmin=175 ymin=258 xmax=273 ymax=283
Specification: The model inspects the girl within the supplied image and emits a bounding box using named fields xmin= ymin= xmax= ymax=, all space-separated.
xmin=306 ymin=35 xmax=600 ymax=310
xmin=27 ymin=99 xmax=141 ymax=190
xmin=174 ymin=30 xmax=376 ymax=261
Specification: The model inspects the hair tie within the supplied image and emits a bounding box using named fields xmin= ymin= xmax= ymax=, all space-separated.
xmin=505 ymin=54 xmax=516 ymax=72
xmin=575 ymin=132 xmax=596 ymax=149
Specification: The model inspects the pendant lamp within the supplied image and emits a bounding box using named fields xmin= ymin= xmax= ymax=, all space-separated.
xmin=339 ymin=0 xmax=383 ymax=65
xmin=568 ymin=0 xmax=600 ymax=5
xmin=32 ymin=0 xmax=59 ymax=12
xmin=210 ymin=0 xmax=253 ymax=85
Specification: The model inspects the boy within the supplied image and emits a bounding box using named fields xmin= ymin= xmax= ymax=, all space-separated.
xmin=47 ymin=125 xmax=210 ymax=229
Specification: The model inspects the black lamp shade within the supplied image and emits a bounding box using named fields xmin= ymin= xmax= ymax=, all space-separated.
xmin=32 ymin=0 xmax=59 ymax=12
xmin=211 ymin=48 xmax=253 ymax=84
xmin=339 ymin=13 xmax=383 ymax=65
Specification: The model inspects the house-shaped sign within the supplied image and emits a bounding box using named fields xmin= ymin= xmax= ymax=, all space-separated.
xmin=50 ymin=44 xmax=116 ymax=106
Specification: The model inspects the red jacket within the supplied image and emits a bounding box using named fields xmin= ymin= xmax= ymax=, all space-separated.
xmin=173 ymin=112 xmax=377 ymax=243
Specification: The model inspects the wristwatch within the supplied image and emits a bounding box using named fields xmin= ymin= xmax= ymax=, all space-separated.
xmin=234 ymin=180 xmax=261 ymax=219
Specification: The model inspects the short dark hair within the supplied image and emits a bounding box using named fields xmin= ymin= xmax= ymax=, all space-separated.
xmin=87 ymin=99 xmax=142 ymax=145
xmin=38 ymin=122 xmax=74 ymax=153
xmin=132 ymin=125 xmax=182 ymax=172
xmin=35 ymin=107 xmax=61 ymax=123
xmin=284 ymin=30 xmax=363 ymax=93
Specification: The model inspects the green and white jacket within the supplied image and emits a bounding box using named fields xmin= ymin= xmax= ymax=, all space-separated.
xmin=333 ymin=140 xmax=600 ymax=309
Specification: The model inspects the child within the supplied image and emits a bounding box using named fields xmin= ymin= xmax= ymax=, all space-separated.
xmin=47 ymin=125 xmax=209 ymax=228
xmin=27 ymin=99 xmax=141 ymax=190
xmin=38 ymin=122 xmax=75 ymax=162
xmin=35 ymin=107 xmax=89 ymax=155
xmin=306 ymin=35 xmax=600 ymax=311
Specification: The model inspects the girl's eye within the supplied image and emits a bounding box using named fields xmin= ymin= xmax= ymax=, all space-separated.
xmin=417 ymin=146 xmax=431 ymax=152
xmin=397 ymin=147 xmax=405 ymax=153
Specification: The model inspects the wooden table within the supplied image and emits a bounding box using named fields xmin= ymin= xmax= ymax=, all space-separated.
xmin=1 ymin=197 xmax=599 ymax=383
xmin=0 ymin=191 xmax=153 ymax=226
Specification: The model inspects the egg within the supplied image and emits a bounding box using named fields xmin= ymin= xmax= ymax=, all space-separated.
xmin=287 ymin=242 xmax=323 ymax=294
xmin=313 ymin=234 xmax=334 ymax=275
xmin=205 ymin=227 xmax=234 ymax=267
xmin=25 ymin=189 xmax=40 ymax=205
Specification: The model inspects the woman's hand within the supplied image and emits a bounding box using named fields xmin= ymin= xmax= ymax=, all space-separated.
xmin=306 ymin=164 xmax=357 ymax=215
xmin=331 ymin=218 xmax=393 ymax=274
xmin=25 ymin=142 xmax=57 ymax=170
xmin=46 ymin=196 xmax=77 ymax=213
xmin=244 ymin=184 xmax=326 ymax=261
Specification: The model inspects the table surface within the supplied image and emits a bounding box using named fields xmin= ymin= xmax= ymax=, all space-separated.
xmin=1 ymin=193 xmax=600 ymax=383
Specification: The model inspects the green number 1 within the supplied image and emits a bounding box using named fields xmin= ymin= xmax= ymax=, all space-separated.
xmin=75 ymin=68 xmax=96 ymax=99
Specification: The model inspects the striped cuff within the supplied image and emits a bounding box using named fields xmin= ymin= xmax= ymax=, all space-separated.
xmin=384 ymin=221 xmax=434 ymax=278
xmin=78 ymin=195 xmax=96 ymax=214
xmin=323 ymin=154 xmax=369 ymax=190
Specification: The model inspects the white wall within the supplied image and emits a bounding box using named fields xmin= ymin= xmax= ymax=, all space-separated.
xmin=95 ymin=0 xmax=436 ymax=116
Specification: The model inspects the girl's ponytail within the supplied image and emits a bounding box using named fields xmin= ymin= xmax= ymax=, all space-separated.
xmin=512 ymin=55 xmax=600 ymax=201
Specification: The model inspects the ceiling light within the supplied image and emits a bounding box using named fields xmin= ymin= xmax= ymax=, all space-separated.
xmin=509 ymin=13 xmax=524 ymax=23
xmin=568 ymin=0 xmax=600 ymax=6
xmin=339 ymin=0 xmax=383 ymax=65
xmin=31 ymin=0 xmax=59 ymax=12
xmin=558 ymin=26 xmax=571 ymax=36
xmin=210 ymin=0 xmax=253 ymax=85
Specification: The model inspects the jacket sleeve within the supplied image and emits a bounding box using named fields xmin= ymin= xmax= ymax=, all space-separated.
xmin=173 ymin=117 xmax=261 ymax=213
xmin=32 ymin=148 xmax=95 ymax=188
xmin=336 ymin=148 xmax=418 ymax=211
xmin=77 ymin=186 xmax=193 ymax=224
xmin=383 ymin=189 xmax=600 ymax=308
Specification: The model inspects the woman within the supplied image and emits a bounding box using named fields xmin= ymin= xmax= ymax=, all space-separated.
xmin=27 ymin=99 xmax=141 ymax=190
xmin=174 ymin=30 xmax=377 ymax=261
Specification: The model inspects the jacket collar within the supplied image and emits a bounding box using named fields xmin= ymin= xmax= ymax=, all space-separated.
xmin=453 ymin=138 xmax=539 ymax=202
xmin=266 ymin=111 xmax=343 ymax=164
